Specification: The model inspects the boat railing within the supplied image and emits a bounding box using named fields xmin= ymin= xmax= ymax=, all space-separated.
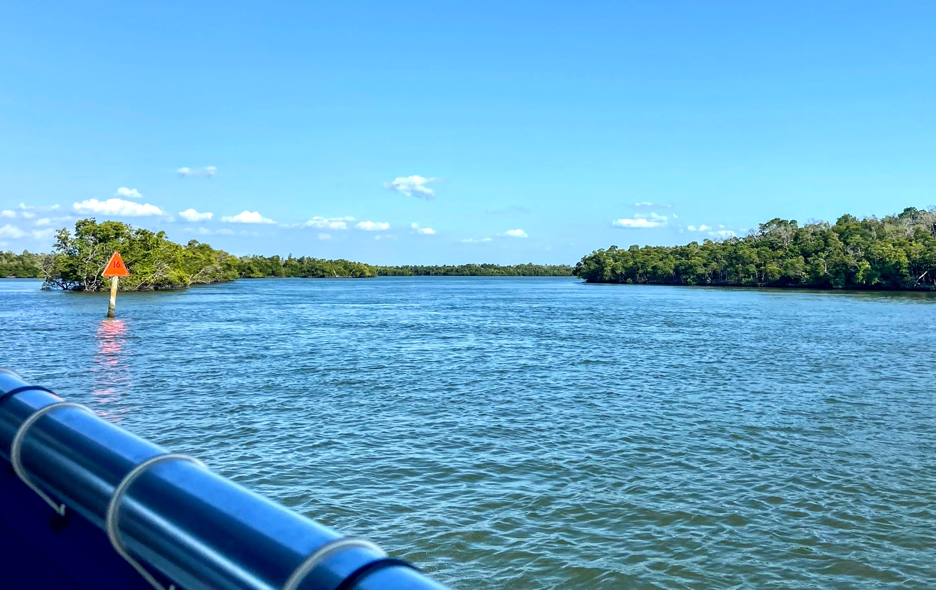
xmin=0 ymin=369 xmax=451 ymax=590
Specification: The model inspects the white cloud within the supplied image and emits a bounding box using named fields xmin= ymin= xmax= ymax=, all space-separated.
xmin=177 ymin=166 xmax=217 ymax=178
xmin=303 ymin=216 xmax=354 ymax=230
xmin=411 ymin=222 xmax=436 ymax=235
xmin=15 ymin=203 xmax=61 ymax=214
xmin=613 ymin=213 xmax=668 ymax=229
xmin=711 ymin=230 xmax=736 ymax=238
xmin=221 ymin=210 xmax=275 ymax=224
xmin=0 ymin=225 xmax=55 ymax=241
xmin=374 ymin=234 xmax=396 ymax=240
xmin=35 ymin=218 xmax=51 ymax=226
xmin=0 ymin=224 xmax=26 ymax=238
xmin=116 ymin=187 xmax=143 ymax=199
xmin=614 ymin=218 xmax=660 ymax=229
xmin=215 ymin=228 xmax=235 ymax=235
xmin=1 ymin=210 xmax=15 ymax=218
xmin=355 ymin=221 xmax=390 ymax=231
xmin=461 ymin=237 xmax=493 ymax=243
xmin=687 ymin=224 xmax=711 ymax=232
xmin=634 ymin=202 xmax=672 ymax=208
xmin=318 ymin=233 xmax=332 ymax=240
xmin=73 ymin=198 xmax=163 ymax=216
xmin=502 ymin=229 xmax=528 ymax=238
xmin=179 ymin=208 xmax=213 ymax=222
xmin=383 ymin=175 xmax=437 ymax=199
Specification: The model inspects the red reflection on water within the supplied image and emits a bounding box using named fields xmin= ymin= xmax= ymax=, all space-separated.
xmin=93 ymin=318 xmax=131 ymax=423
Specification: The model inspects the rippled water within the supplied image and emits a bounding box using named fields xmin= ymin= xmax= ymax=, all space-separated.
xmin=3 ymin=277 xmax=936 ymax=588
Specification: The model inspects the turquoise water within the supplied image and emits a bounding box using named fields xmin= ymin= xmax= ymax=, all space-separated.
xmin=2 ymin=277 xmax=935 ymax=588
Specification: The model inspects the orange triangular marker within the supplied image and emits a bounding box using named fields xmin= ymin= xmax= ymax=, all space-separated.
xmin=102 ymin=251 xmax=130 ymax=277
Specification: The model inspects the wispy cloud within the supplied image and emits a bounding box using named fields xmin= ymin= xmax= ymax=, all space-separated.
xmin=383 ymin=175 xmax=437 ymax=199
xmin=221 ymin=210 xmax=275 ymax=224
xmin=0 ymin=224 xmax=56 ymax=241
xmin=318 ymin=233 xmax=332 ymax=240
xmin=116 ymin=187 xmax=143 ymax=199
xmin=612 ymin=213 xmax=668 ymax=229
xmin=500 ymin=229 xmax=528 ymax=238
xmin=0 ymin=225 xmax=26 ymax=239
xmin=18 ymin=203 xmax=60 ymax=212
xmin=73 ymin=198 xmax=163 ymax=217
xmin=34 ymin=218 xmax=52 ymax=226
xmin=374 ymin=234 xmax=396 ymax=240
xmin=634 ymin=202 xmax=672 ymax=209
xmin=411 ymin=222 xmax=436 ymax=235
xmin=179 ymin=208 xmax=213 ymax=222
xmin=177 ymin=166 xmax=217 ymax=178
xmin=7 ymin=204 xmax=61 ymax=219
xmin=303 ymin=216 xmax=354 ymax=230
xmin=461 ymin=237 xmax=493 ymax=243
xmin=687 ymin=224 xmax=711 ymax=232
xmin=355 ymin=220 xmax=390 ymax=231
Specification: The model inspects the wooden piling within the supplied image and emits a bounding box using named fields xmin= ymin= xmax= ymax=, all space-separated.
xmin=107 ymin=276 xmax=118 ymax=318
xmin=102 ymin=251 xmax=129 ymax=318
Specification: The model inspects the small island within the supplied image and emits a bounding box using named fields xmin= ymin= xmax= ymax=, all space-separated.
xmin=574 ymin=207 xmax=936 ymax=290
xmin=5 ymin=219 xmax=379 ymax=291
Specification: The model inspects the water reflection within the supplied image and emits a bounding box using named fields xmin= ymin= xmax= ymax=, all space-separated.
xmin=93 ymin=318 xmax=131 ymax=423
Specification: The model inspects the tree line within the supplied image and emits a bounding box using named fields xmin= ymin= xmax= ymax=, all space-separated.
xmin=377 ymin=263 xmax=573 ymax=276
xmin=2 ymin=219 xmax=379 ymax=290
xmin=0 ymin=250 xmax=45 ymax=278
xmin=574 ymin=207 xmax=936 ymax=290
xmin=2 ymin=219 xmax=572 ymax=290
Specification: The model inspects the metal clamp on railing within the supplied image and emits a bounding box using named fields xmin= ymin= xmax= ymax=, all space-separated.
xmin=106 ymin=453 xmax=206 ymax=590
xmin=283 ymin=538 xmax=386 ymax=590
xmin=0 ymin=369 xmax=451 ymax=590
xmin=11 ymin=400 xmax=90 ymax=516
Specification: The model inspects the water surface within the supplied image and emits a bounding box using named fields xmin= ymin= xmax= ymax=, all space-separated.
xmin=2 ymin=277 xmax=935 ymax=588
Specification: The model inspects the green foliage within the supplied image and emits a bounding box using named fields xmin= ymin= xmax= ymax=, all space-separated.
xmin=33 ymin=218 xmax=377 ymax=290
xmin=42 ymin=219 xmax=240 ymax=291
xmin=574 ymin=207 xmax=936 ymax=290
xmin=377 ymin=263 xmax=574 ymax=276
xmin=0 ymin=250 xmax=47 ymax=278
xmin=236 ymin=255 xmax=377 ymax=278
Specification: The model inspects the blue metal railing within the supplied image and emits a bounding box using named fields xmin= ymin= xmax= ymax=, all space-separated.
xmin=0 ymin=369 xmax=452 ymax=590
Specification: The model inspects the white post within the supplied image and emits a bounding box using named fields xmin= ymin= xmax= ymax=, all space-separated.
xmin=107 ymin=276 xmax=119 ymax=318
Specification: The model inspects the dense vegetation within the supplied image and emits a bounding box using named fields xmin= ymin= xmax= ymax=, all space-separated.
xmin=0 ymin=250 xmax=47 ymax=278
xmin=42 ymin=219 xmax=241 ymax=290
xmin=575 ymin=207 xmax=936 ymax=290
xmin=378 ymin=263 xmax=573 ymax=276
xmin=237 ymin=255 xmax=376 ymax=278
xmin=8 ymin=219 xmax=378 ymax=291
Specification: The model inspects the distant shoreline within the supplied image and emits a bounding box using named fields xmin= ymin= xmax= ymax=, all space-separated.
xmin=576 ymin=207 xmax=936 ymax=291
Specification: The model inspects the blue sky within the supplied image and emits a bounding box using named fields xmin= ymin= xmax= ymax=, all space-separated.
xmin=1 ymin=1 xmax=934 ymax=264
